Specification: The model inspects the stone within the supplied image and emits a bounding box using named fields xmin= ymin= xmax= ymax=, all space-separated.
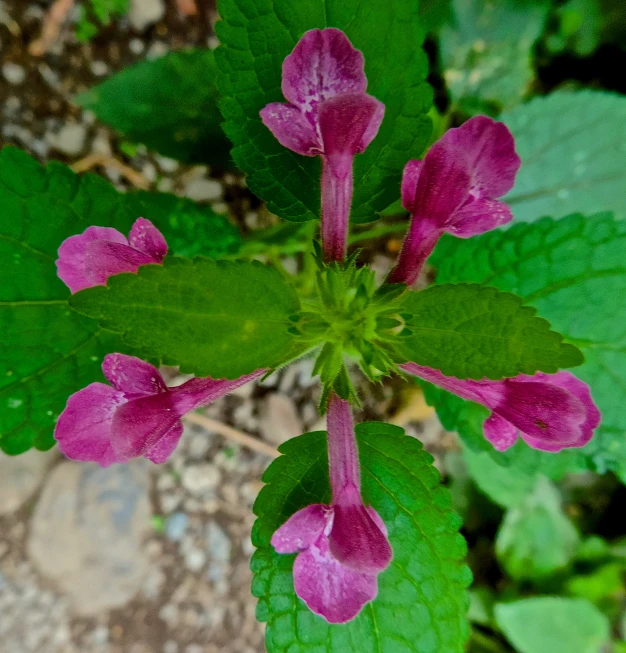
xmin=46 ymin=123 xmax=87 ymax=157
xmin=165 ymin=512 xmax=188 ymax=542
xmin=184 ymin=548 xmax=206 ymax=572
xmin=205 ymin=522 xmax=231 ymax=583
xmin=90 ymin=60 xmax=109 ymax=77
xmin=182 ymin=464 xmax=222 ymax=496
xmin=128 ymin=0 xmax=165 ymax=31
xmin=2 ymin=62 xmax=26 ymax=85
xmin=0 ymin=449 xmax=54 ymax=516
xmin=28 ymin=462 xmax=152 ymax=616
xmin=184 ymin=178 xmax=223 ymax=202
xmin=259 ymin=393 xmax=303 ymax=446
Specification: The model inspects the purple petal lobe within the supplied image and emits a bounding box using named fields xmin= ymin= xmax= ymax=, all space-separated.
xmin=271 ymin=504 xmax=332 ymax=554
xmin=329 ymin=487 xmax=392 ymax=573
xmin=483 ymin=413 xmax=519 ymax=451
xmin=56 ymin=226 xmax=128 ymax=293
xmin=260 ymin=103 xmax=322 ymax=156
xmin=54 ymin=383 xmax=128 ymax=467
xmin=293 ymin=534 xmax=378 ymax=624
xmin=84 ymin=241 xmax=156 ymax=287
xmin=447 ymin=197 xmax=513 ymax=237
xmin=102 ymin=353 xmax=167 ymax=397
xmin=128 ymin=218 xmax=168 ymax=261
xmin=319 ymin=92 xmax=385 ymax=157
xmin=401 ymin=159 xmax=423 ymax=213
xmin=282 ymin=28 xmax=367 ymax=120
xmin=144 ymin=422 xmax=184 ymax=464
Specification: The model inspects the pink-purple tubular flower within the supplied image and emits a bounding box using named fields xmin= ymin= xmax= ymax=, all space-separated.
xmin=260 ymin=28 xmax=385 ymax=262
xmin=388 ymin=116 xmax=521 ymax=285
xmin=56 ymin=217 xmax=167 ymax=293
xmin=400 ymin=364 xmax=601 ymax=452
xmin=55 ymin=353 xmax=265 ymax=466
xmin=271 ymin=394 xmax=392 ymax=623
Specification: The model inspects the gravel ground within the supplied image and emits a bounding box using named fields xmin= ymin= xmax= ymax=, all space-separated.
xmin=0 ymin=3 xmax=456 ymax=651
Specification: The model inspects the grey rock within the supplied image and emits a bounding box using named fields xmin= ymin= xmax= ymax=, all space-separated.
xmin=0 ymin=449 xmax=54 ymax=516
xmin=259 ymin=393 xmax=303 ymax=445
xmin=165 ymin=512 xmax=188 ymax=542
xmin=46 ymin=122 xmax=87 ymax=156
xmin=128 ymin=0 xmax=165 ymax=31
xmin=90 ymin=60 xmax=109 ymax=77
xmin=184 ymin=547 xmax=206 ymax=572
xmin=184 ymin=178 xmax=223 ymax=202
xmin=182 ymin=464 xmax=222 ymax=496
xmin=2 ymin=62 xmax=26 ymax=85
xmin=28 ymin=462 xmax=152 ymax=616
xmin=205 ymin=522 xmax=231 ymax=583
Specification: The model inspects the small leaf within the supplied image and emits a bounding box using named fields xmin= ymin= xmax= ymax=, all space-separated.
xmin=215 ymin=0 xmax=432 ymax=223
xmin=396 ymin=283 xmax=582 ymax=379
xmin=495 ymin=477 xmax=580 ymax=581
xmin=503 ymin=91 xmax=626 ymax=222
xmin=495 ymin=597 xmax=610 ymax=653
xmin=430 ymin=212 xmax=626 ymax=478
xmin=77 ymin=49 xmax=232 ymax=167
xmin=70 ymin=257 xmax=301 ymax=379
xmin=252 ymin=423 xmax=471 ymax=652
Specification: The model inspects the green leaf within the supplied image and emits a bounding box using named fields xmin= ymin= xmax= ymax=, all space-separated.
xmin=396 ymin=283 xmax=582 ymax=380
xmin=430 ymin=212 xmax=626 ymax=478
xmin=215 ymin=0 xmax=432 ymax=223
xmin=440 ymin=0 xmax=550 ymax=113
xmin=496 ymin=477 xmax=580 ymax=581
xmin=252 ymin=423 xmax=471 ymax=652
xmin=0 ymin=145 xmax=237 ymax=455
xmin=70 ymin=257 xmax=301 ymax=378
xmin=495 ymin=598 xmax=610 ymax=653
xmin=77 ymin=49 xmax=233 ymax=167
xmin=503 ymin=91 xmax=626 ymax=222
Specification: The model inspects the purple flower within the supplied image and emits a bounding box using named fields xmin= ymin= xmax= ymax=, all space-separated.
xmin=55 ymin=353 xmax=265 ymax=466
xmin=271 ymin=394 xmax=392 ymax=623
xmin=388 ymin=116 xmax=521 ymax=285
xmin=56 ymin=217 xmax=167 ymax=293
xmin=400 ymin=364 xmax=601 ymax=452
xmin=260 ymin=28 xmax=385 ymax=262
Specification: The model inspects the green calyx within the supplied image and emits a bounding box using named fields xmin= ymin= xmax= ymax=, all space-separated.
xmin=291 ymin=254 xmax=407 ymax=404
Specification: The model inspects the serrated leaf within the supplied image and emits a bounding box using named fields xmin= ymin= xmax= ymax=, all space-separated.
xmin=495 ymin=598 xmax=610 ymax=653
xmin=252 ymin=423 xmax=471 ymax=653
xmin=503 ymin=91 xmax=626 ymax=222
xmin=70 ymin=257 xmax=301 ymax=378
xmin=496 ymin=477 xmax=580 ymax=581
xmin=441 ymin=0 xmax=550 ymax=112
xmin=215 ymin=0 xmax=432 ymax=223
xmin=429 ymin=212 xmax=626 ymax=478
xmin=77 ymin=49 xmax=233 ymax=167
xmin=396 ymin=283 xmax=582 ymax=380
xmin=0 ymin=146 xmax=238 ymax=455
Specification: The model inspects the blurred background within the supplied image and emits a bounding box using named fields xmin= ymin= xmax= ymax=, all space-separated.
xmin=1 ymin=1 xmax=626 ymax=652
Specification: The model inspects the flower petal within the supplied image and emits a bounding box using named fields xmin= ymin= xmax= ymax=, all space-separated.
xmin=84 ymin=241 xmax=156 ymax=287
xmin=56 ymin=226 xmax=128 ymax=293
xmin=144 ymin=422 xmax=184 ymax=464
xmin=102 ymin=353 xmax=167 ymax=397
xmin=128 ymin=218 xmax=168 ymax=261
xmin=293 ymin=535 xmax=378 ymax=624
xmin=483 ymin=413 xmax=519 ymax=451
xmin=401 ymin=159 xmax=423 ymax=212
xmin=447 ymin=197 xmax=513 ymax=237
xmin=271 ymin=504 xmax=331 ymax=554
xmin=282 ymin=28 xmax=367 ymax=119
xmin=54 ymin=382 xmax=128 ymax=467
xmin=260 ymin=103 xmax=322 ymax=156
xmin=319 ymin=92 xmax=385 ymax=158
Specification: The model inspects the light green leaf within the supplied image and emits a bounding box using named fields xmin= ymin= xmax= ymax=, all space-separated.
xmin=503 ymin=91 xmax=626 ymax=222
xmin=396 ymin=283 xmax=582 ymax=380
xmin=430 ymin=212 xmax=626 ymax=478
xmin=215 ymin=0 xmax=432 ymax=223
xmin=252 ymin=423 xmax=471 ymax=652
xmin=496 ymin=477 xmax=579 ymax=581
xmin=495 ymin=597 xmax=610 ymax=653
xmin=440 ymin=0 xmax=550 ymax=112
xmin=77 ymin=49 xmax=233 ymax=167
xmin=0 ymin=146 xmax=237 ymax=455
xmin=70 ymin=257 xmax=301 ymax=379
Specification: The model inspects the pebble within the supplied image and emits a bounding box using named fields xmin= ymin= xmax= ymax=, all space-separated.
xmin=165 ymin=512 xmax=189 ymax=542
xmin=90 ymin=60 xmax=109 ymax=77
xmin=164 ymin=641 xmax=179 ymax=653
xmin=129 ymin=38 xmax=146 ymax=55
xmin=129 ymin=0 xmax=166 ymax=31
xmin=46 ymin=123 xmax=87 ymax=157
xmin=184 ymin=548 xmax=206 ymax=572
xmin=187 ymin=432 xmax=212 ymax=460
xmin=2 ymin=62 xmax=26 ymax=85
xmin=0 ymin=450 xmax=54 ymax=516
xmin=184 ymin=178 xmax=224 ymax=202
xmin=206 ymin=522 xmax=231 ymax=583
xmin=182 ymin=465 xmax=222 ymax=496
xmin=259 ymin=394 xmax=303 ymax=445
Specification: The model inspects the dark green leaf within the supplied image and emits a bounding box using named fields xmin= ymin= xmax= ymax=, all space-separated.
xmin=430 ymin=212 xmax=626 ymax=478
xmin=396 ymin=283 xmax=582 ymax=379
xmin=77 ymin=49 xmax=232 ymax=167
xmin=252 ymin=423 xmax=471 ymax=652
xmin=495 ymin=598 xmax=610 ymax=653
xmin=215 ymin=0 xmax=432 ymax=223
xmin=503 ymin=91 xmax=626 ymax=222
xmin=70 ymin=257 xmax=301 ymax=378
